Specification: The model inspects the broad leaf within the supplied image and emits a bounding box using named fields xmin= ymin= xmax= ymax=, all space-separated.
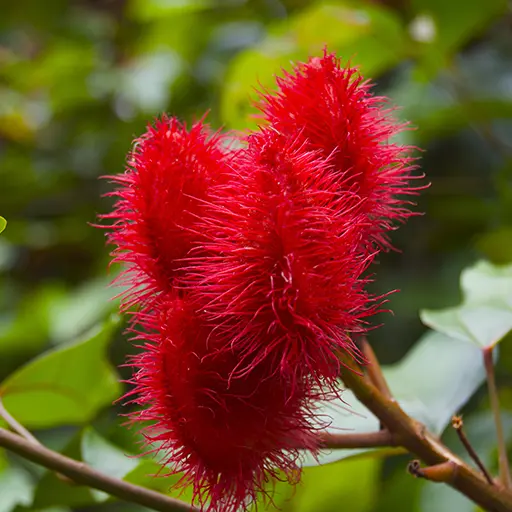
xmin=0 ymin=317 xmax=121 ymax=428
xmin=0 ymin=464 xmax=34 ymax=512
xmin=0 ymin=217 xmax=6 ymax=234
xmin=421 ymin=261 xmax=512 ymax=348
xmin=49 ymin=277 xmax=120 ymax=344
xmin=81 ymin=428 xmax=139 ymax=502
xmin=81 ymin=428 xmax=192 ymax=503
xmin=294 ymin=458 xmax=379 ymax=512
xmin=302 ymin=330 xmax=486 ymax=466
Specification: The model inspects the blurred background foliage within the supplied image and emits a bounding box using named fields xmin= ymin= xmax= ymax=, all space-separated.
xmin=0 ymin=0 xmax=512 ymax=511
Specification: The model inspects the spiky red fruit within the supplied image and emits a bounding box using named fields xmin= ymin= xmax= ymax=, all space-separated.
xmin=127 ymin=296 xmax=318 ymax=512
xmin=183 ymin=129 xmax=376 ymax=388
xmin=102 ymin=51 xmax=421 ymax=512
xmin=256 ymin=51 xmax=418 ymax=251
xmin=102 ymin=116 xmax=231 ymax=307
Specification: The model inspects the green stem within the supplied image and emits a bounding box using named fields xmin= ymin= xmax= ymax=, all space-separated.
xmin=484 ymin=347 xmax=512 ymax=489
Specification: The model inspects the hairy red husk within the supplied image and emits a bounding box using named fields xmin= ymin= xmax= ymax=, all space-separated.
xmin=101 ymin=51 xmax=421 ymax=512
xmin=182 ymin=130 xmax=377 ymax=389
xmin=102 ymin=115 xmax=232 ymax=308
xmin=126 ymin=297 xmax=319 ymax=512
xmin=256 ymin=51 xmax=419 ymax=251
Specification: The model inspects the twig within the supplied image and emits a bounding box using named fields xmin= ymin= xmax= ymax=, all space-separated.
xmin=320 ymin=429 xmax=395 ymax=449
xmin=360 ymin=338 xmax=393 ymax=400
xmin=0 ymin=428 xmax=196 ymax=512
xmin=408 ymin=460 xmax=458 ymax=483
xmin=452 ymin=415 xmax=495 ymax=486
xmin=0 ymin=397 xmax=75 ymax=485
xmin=0 ymin=398 xmax=39 ymax=445
xmin=336 ymin=350 xmax=512 ymax=512
xmin=483 ymin=347 xmax=512 ymax=489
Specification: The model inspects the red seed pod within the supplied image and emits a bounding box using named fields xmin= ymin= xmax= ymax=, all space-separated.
xmin=182 ymin=130 xmax=378 ymax=389
xmin=101 ymin=116 xmax=232 ymax=308
xmin=125 ymin=296 xmax=319 ymax=512
xmin=101 ymin=50 xmax=423 ymax=512
xmin=256 ymin=51 xmax=419 ymax=251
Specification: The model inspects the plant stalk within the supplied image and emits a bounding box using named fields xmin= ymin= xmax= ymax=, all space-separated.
xmin=0 ymin=428 xmax=196 ymax=512
xmin=338 ymin=350 xmax=512 ymax=512
xmin=483 ymin=347 xmax=512 ymax=489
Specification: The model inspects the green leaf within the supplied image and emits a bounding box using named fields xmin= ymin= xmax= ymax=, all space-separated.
xmin=0 ymin=285 xmax=66 ymax=376
xmin=302 ymin=330 xmax=486 ymax=466
xmin=124 ymin=460 xmax=189 ymax=500
xmin=48 ymin=277 xmax=120 ymax=344
xmin=0 ymin=464 xmax=34 ymax=512
xmin=0 ymin=317 xmax=121 ymax=428
xmin=81 ymin=427 xmax=139 ymax=502
xmin=81 ymin=428 xmax=192 ymax=504
xmin=221 ymin=1 xmax=408 ymax=129
xmin=421 ymin=261 xmax=512 ymax=348
xmin=0 ymin=217 xmax=6 ymax=234
xmin=293 ymin=458 xmax=379 ymax=512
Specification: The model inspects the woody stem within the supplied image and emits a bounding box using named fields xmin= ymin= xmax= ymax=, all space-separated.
xmin=483 ymin=347 xmax=512 ymax=488
xmin=0 ymin=428 xmax=196 ymax=512
xmin=337 ymin=351 xmax=512 ymax=512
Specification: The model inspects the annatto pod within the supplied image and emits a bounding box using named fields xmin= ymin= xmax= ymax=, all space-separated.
xmin=256 ymin=51 xmax=419 ymax=251
xmin=182 ymin=129 xmax=378 ymax=391
xmin=125 ymin=296 xmax=319 ymax=512
xmin=102 ymin=115 xmax=233 ymax=308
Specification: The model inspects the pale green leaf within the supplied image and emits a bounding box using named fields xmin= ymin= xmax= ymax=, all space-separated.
xmin=421 ymin=260 xmax=512 ymax=348
xmin=81 ymin=428 xmax=139 ymax=502
xmin=49 ymin=277 xmax=120 ymax=344
xmin=293 ymin=458 xmax=379 ymax=512
xmin=0 ymin=217 xmax=6 ymax=234
xmin=0 ymin=464 xmax=34 ymax=512
xmin=302 ymin=330 xmax=486 ymax=466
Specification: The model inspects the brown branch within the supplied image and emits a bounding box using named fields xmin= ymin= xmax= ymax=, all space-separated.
xmin=452 ymin=415 xmax=495 ymax=486
xmin=337 ymin=351 xmax=512 ymax=512
xmin=360 ymin=338 xmax=393 ymax=400
xmin=320 ymin=429 xmax=395 ymax=449
xmin=0 ymin=397 xmax=75 ymax=485
xmin=484 ymin=348 xmax=512 ymax=489
xmin=0 ymin=428 xmax=197 ymax=512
